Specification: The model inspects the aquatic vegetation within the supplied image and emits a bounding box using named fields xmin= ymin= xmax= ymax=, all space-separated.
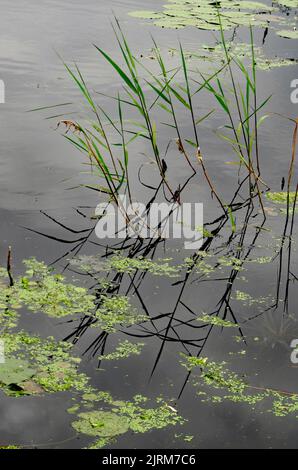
xmin=173 ymin=41 xmax=298 ymax=71
xmin=25 ymin=9 xmax=298 ymax=449
xmin=69 ymin=255 xmax=107 ymax=273
xmin=248 ymin=256 xmax=272 ymax=264
xmin=93 ymin=295 xmax=147 ymax=333
xmin=277 ymin=29 xmax=298 ymax=39
xmin=71 ymin=254 xmax=181 ymax=278
xmin=0 ymin=306 xmax=19 ymax=331
xmin=185 ymin=254 xmax=215 ymax=277
xmin=277 ymin=0 xmax=298 ymax=6
xmin=280 ymin=206 xmax=298 ymax=214
xmin=19 ymin=258 xmax=95 ymax=318
xmin=182 ymin=355 xmax=298 ymax=417
xmin=0 ymin=331 xmax=89 ymax=396
xmin=130 ymin=0 xmax=277 ymax=32
xmin=233 ymin=290 xmax=271 ymax=306
xmin=217 ymin=256 xmax=244 ymax=271
xmin=0 ymin=258 xmax=96 ymax=396
xmin=98 ymin=340 xmax=144 ymax=361
xmin=107 ymin=255 xmax=180 ymax=277
xmin=0 ymin=446 xmax=20 ymax=449
xmin=57 ymin=14 xmax=270 ymax=229
xmin=0 ymin=258 xmax=95 ymax=319
xmin=71 ymin=393 xmax=185 ymax=449
xmin=197 ymin=314 xmax=238 ymax=328
xmin=234 ymin=290 xmax=253 ymax=302
xmin=185 ymin=252 xmax=244 ymax=278
xmin=175 ymin=433 xmax=194 ymax=443
xmin=266 ymin=191 xmax=297 ymax=204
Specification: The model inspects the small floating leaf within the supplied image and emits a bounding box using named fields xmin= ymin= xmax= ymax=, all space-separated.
xmin=197 ymin=314 xmax=238 ymax=328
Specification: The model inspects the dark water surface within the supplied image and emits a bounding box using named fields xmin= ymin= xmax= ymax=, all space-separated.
xmin=0 ymin=0 xmax=298 ymax=449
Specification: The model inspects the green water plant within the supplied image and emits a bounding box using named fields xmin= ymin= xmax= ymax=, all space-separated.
xmin=130 ymin=0 xmax=278 ymax=32
xmin=181 ymin=355 xmax=298 ymax=417
xmin=266 ymin=191 xmax=297 ymax=204
xmin=93 ymin=295 xmax=147 ymax=333
xmin=197 ymin=314 xmax=238 ymax=328
xmin=98 ymin=340 xmax=144 ymax=361
xmin=0 ymin=446 xmax=20 ymax=449
xmin=187 ymin=42 xmax=298 ymax=71
xmin=70 ymin=254 xmax=181 ymax=277
xmin=71 ymin=392 xmax=185 ymax=448
xmin=277 ymin=29 xmax=298 ymax=39
xmin=0 ymin=331 xmax=89 ymax=396
xmin=0 ymin=258 xmax=95 ymax=320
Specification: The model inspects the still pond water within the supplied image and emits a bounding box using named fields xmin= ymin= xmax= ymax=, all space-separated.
xmin=0 ymin=0 xmax=298 ymax=449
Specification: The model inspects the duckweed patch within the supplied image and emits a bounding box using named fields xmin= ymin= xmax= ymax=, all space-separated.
xmin=0 ymin=258 xmax=96 ymax=398
xmin=93 ymin=295 xmax=147 ymax=333
xmin=182 ymin=356 xmax=298 ymax=417
xmin=0 ymin=331 xmax=89 ymax=396
xmin=0 ymin=258 xmax=96 ymax=319
xmin=70 ymin=254 xmax=181 ymax=277
xmin=197 ymin=314 xmax=238 ymax=328
xmin=98 ymin=340 xmax=144 ymax=361
xmin=266 ymin=191 xmax=297 ymax=204
xmin=0 ymin=446 xmax=20 ymax=449
xmin=185 ymin=254 xmax=215 ymax=277
xmin=108 ymin=255 xmax=180 ymax=277
xmin=71 ymin=393 xmax=185 ymax=448
xmin=175 ymin=433 xmax=194 ymax=443
xmin=248 ymin=256 xmax=272 ymax=264
xmin=234 ymin=290 xmax=271 ymax=306
xmin=278 ymin=0 xmax=298 ymax=6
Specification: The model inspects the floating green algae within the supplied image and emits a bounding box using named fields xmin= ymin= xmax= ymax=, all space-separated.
xmin=277 ymin=29 xmax=298 ymax=39
xmin=186 ymin=41 xmax=298 ymax=70
xmin=18 ymin=258 xmax=96 ymax=318
xmin=184 ymin=253 xmax=215 ymax=277
xmin=181 ymin=355 xmax=298 ymax=417
xmin=277 ymin=0 xmax=298 ymax=7
xmin=98 ymin=340 xmax=144 ymax=361
xmin=0 ymin=259 xmax=94 ymax=396
xmin=70 ymin=253 xmax=181 ymax=277
xmin=71 ymin=392 xmax=185 ymax=449
xmin=247 ymin=256 xmax=272 ymax=264
xmin=233 ymin=290 xmax=272 ymax=306
xmin=0 ymin=257 xmax=185 ymax=449
xmin=0 ymin=446 xmax=20 ymax=449
xmin=266 ymin=191 xmax=297 ymax=204
xmin=197 ymin=314 xmax=238 ymax=328
xmin=0 ymin=331 xmax=89 ymax=396
xmin=93 ymin=295 xmax=147 ymax=333
xmin=0 ymin=258 xmax=96 ymax=319
xmin=72 ymin=410 xmax=130 ymax=438
xmin=107 ymin=255 xmax=180 ymax=277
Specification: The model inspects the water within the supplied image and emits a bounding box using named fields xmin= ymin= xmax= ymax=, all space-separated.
xmin=0 ymin=0 xmax=298 ymax=449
